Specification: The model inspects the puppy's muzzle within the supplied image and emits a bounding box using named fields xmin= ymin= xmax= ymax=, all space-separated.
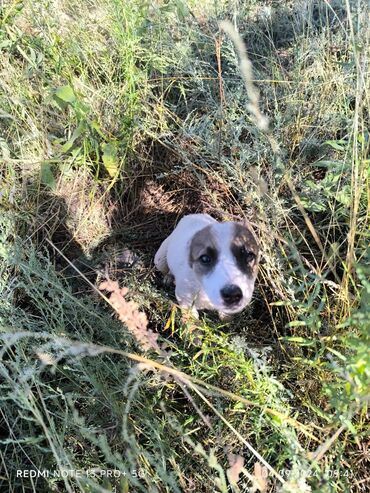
xmin=220 ymin=284 xmax=243 ymax=306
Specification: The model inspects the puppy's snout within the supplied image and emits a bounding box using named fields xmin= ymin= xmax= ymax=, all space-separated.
xmin=221 ymin=284 xmax=243 ymax=305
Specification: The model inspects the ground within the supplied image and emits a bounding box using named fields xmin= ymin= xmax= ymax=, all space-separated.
xmin=0 ymin=1 xmax=369 ymax=492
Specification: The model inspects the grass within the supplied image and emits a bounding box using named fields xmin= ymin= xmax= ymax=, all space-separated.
xmin=0 ymin=0 xmax=369 ymax=492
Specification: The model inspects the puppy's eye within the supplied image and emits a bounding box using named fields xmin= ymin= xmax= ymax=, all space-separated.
xmin=241 ymin=248 xmax=256 ymax=263
xmin=246 ymin=252 xmax=256 ymax=262
xmin=199 ymin=254 xmax=211 ymax=264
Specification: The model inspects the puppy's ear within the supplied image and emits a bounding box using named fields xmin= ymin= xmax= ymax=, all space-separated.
xmin=239 ymin=219 xmax=259 ymax=247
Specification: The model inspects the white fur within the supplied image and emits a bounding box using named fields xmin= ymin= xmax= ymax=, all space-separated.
xmin=154 ymin=213 xmax=257 ymax=318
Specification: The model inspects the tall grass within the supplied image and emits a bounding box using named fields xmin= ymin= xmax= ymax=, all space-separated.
xmin=0 ymin=0 xmax=369 ymax=492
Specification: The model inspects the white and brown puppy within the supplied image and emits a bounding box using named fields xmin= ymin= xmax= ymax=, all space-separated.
xmin=154 ymin=214 xmax=259 ymax=318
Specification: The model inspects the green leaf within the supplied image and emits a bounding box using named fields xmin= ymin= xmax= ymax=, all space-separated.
xmin=300 ymin=195 xmax=327 ymax=212
xmin=61 ymin=121 xmax=86 ymax=153
xmin=282 ymin=336 xmax=315 ymax=346
xmin=311 ymin=160 xmax=342 ymax=168
xmin=233 ymin=401 xmax=245 ymax=410
xmin=324 ymin=139 xmax=348 ymax=151
xmin=54 ymin=85 xmax=76 ymax=104
xmin=102 ymin=142 xmax=119 ymax=178
xmin=40 ymin=163 xmax=56 ymax=190
xmin=91 ymin=120 xmax=105 ymax=138
xmin=270 ymin=300 xmax=291 ymax=307
xmin=286 ymin=321 xmax=307 ymax=328
xmin=176 ymin=0 xmax=189 ymax=19
xmin=271 ymin=414 xmax=283 ymax=425
xmin=335 ymin=187 xmax=352 ymax=207
xmin=326 ymin=347 xmax=346 ymax=361
xmin=340 ymin=417 xmax=357 ymax=435
xmin=74 ymin=100 xmax=90 ymax=118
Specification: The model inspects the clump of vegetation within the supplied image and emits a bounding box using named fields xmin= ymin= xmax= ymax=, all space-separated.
xmin=0 ymin=0 xmax=369 ymax=492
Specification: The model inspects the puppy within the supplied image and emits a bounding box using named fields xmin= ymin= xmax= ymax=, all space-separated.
xmin=154 ymin=214 xmax=259 ymax=318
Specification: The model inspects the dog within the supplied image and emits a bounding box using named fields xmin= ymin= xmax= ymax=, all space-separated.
xmin=154 ymin=214 xmax=260 ymax=319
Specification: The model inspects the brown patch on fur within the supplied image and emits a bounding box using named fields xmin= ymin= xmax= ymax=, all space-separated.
xmin=231 ymin=223 xmax=260 ymax=278
xmin=189 ymin=226 xmax=218 ymax=275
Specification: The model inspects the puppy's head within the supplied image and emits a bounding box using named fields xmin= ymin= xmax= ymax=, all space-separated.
xmin=189 ymin=221 xmax=259 ymax=315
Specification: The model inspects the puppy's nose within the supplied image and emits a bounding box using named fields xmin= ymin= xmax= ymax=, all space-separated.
xmin=221 ymin=285 xmax=243 ymax=305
